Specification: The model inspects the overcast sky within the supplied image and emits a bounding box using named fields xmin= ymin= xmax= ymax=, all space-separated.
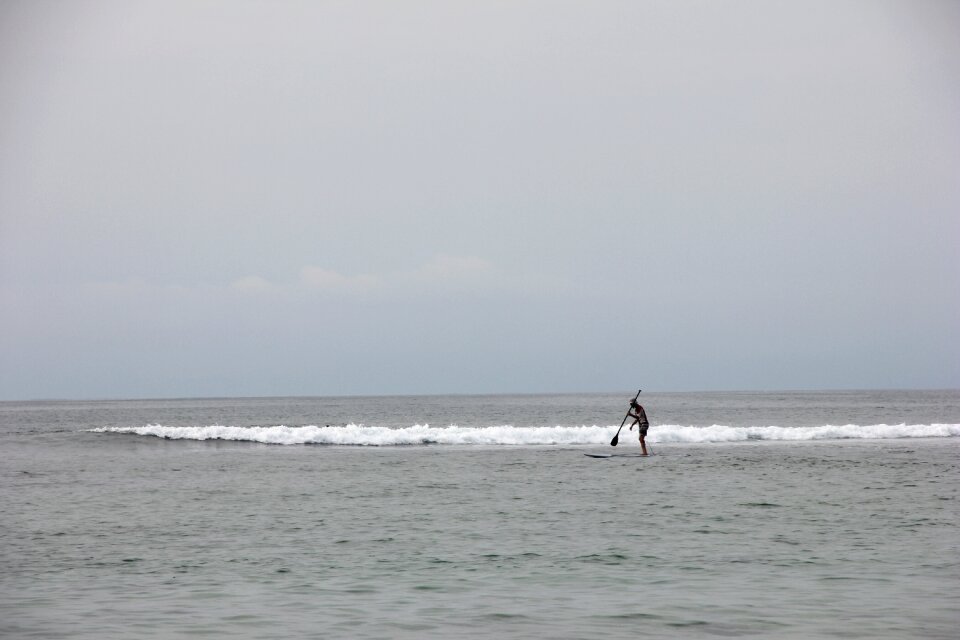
xmin=1 ymin=0 xmax=957 ymax=399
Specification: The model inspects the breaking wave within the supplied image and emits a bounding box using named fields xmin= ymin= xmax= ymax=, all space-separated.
xmin=88 ymin=423 xmax=960 ymax=446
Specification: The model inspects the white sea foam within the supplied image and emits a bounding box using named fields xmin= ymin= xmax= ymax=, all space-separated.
xmin=88 ymin=423 xmax=960 ymax=446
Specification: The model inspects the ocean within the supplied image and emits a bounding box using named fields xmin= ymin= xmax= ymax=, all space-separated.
xmin=2 ymin=390 xmax=958 ymax=638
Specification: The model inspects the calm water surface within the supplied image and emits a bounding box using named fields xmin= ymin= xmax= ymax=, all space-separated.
xmin=2 ymin=391 xmax=958 ymax=638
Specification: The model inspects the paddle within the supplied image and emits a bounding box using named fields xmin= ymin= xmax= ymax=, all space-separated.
xmin=610 ymin=389 xmax=642 ymax=446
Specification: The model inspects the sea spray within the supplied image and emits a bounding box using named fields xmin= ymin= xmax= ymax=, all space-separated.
xmin=89 ymin=422 xmax=960 ymax=446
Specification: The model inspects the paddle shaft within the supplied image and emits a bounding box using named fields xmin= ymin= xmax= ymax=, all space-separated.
xmin=610 ymin=389 xmax=642 ymax=446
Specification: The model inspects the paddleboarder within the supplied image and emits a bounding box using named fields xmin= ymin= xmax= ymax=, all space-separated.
xmin=627 ymin=399 xmax=649 ymax=455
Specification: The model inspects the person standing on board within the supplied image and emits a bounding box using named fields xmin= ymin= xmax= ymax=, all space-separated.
xmin=627 ymin=400 xmax=649 ymax=455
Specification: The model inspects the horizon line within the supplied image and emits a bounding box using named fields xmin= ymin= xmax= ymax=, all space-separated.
xmin=2 ymin=386 xmax=958 ymax=404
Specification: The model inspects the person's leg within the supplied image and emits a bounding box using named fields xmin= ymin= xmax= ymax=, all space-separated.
xmin=639 ymin=433 xmax=648 ymax=456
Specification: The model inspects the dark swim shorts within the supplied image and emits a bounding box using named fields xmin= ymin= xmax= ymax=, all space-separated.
xmin=638 ymin=423 xmax=649 ymax=437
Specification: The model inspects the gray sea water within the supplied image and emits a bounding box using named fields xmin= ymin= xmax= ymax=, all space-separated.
xmin=2 ymin=390 xmax=959 ymax=638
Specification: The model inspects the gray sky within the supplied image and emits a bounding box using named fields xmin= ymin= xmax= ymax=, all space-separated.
xmin=1 ymin=0 xmax=958 ymax=399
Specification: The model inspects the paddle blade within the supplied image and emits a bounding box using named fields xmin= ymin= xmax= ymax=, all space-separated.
xmin=610 ymin=434 xmax=619 ymax=446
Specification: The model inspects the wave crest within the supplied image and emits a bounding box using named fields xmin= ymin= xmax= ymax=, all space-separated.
xmin=88 ymin=423 xmax=960 ymax=446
